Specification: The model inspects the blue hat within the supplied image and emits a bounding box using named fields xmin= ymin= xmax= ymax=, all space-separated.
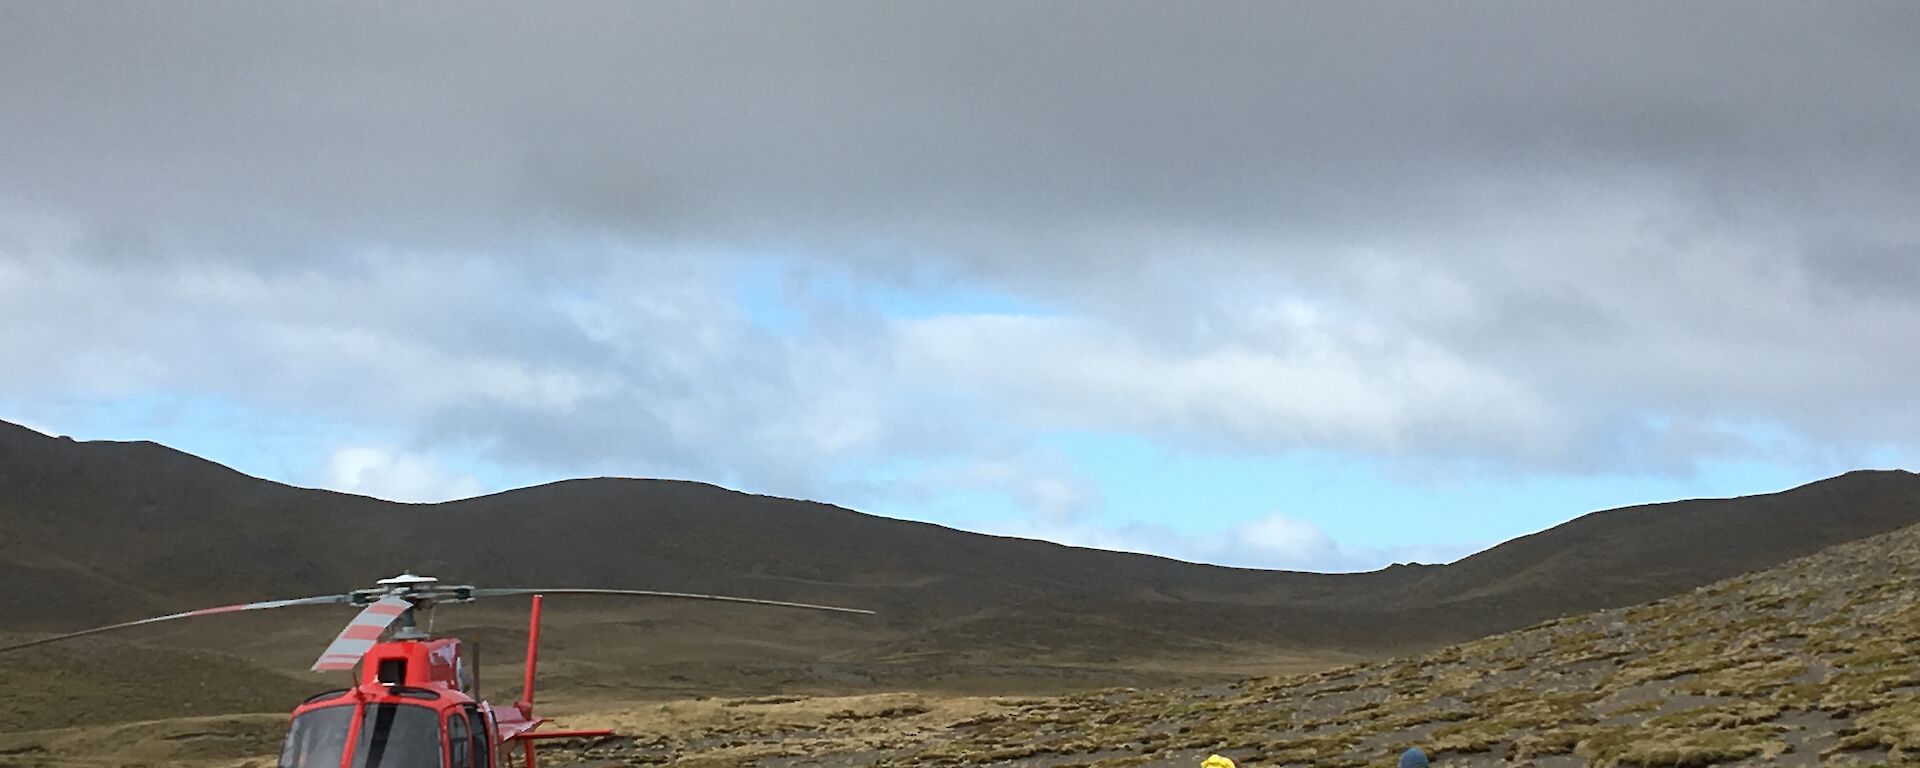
xmin=1399 ymin=748 xmax=1430 ymax=768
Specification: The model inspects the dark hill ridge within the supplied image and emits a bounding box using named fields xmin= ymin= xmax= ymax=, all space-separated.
xmin=2 ymin=419 xmax=1918 ymax=676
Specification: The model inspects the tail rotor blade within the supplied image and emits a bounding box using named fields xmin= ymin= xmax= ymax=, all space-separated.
xmin=0 ymin=594 xmax=355 ymax=654
xmin=312 ymin=596 xmax=414 ymax=672
xmin=468 ymin=588 xmax=874 ymax=615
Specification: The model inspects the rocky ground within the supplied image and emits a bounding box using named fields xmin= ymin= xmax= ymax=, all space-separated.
xmin=534 ymin=521 xmax=1920 ymax=768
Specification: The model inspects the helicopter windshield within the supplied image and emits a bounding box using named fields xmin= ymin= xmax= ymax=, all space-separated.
xmin=279 ymin=701 xmax=444 ymax=768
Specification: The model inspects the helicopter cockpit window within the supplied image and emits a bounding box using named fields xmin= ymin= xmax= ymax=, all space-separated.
xmin=447 ymin=710 xmax=471 ymax=768
xmin=352 ymin=703 xmax=443 ymax=768
xmin=280 ymin=704 xmax=351 ymax=768
xmin=278 ymin=702 xmax=444 ymax=768
xmin=464 ymin=705 xmax=491 ymax=768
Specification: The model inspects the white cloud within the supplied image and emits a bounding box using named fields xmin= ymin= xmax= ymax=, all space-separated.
xmin=321 ymin=447 xmax=488 ymax=504
xmin=894 ymin=312 xmax=1566 ymax=462
xmin=1236 ymin=514 xmax=1342 ymax=566
xmin=0 ymin=250 xmax=935 ymax=498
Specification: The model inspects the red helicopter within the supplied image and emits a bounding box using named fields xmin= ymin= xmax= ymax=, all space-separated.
xmin=0 ymin=572 xmax=873 ymax=768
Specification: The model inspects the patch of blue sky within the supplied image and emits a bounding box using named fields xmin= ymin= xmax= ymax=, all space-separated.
xmin=1861 ymin=444 xmax=1913 ymax=468
xmin=0 ymin=393 xmax=345 ymax=482
xmin=732 ymin=255 xmax=1053 ymax=336
xmin=1033 ymin=430 xmax=1843 ymax=559
xmin=731 ymin=257 xmax=805 ymax=335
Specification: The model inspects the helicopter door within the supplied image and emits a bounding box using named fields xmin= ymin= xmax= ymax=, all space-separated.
xmin=447 ymin=710 xmax=471 ymax=768
xmin=464 ymin=704 xmax=493 ymax=768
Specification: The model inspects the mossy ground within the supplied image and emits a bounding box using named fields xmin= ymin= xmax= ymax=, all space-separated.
xmin=528 ymin=523 xmax=1920 ymax=767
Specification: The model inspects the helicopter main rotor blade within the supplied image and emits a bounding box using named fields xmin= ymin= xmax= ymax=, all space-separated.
xmin=0 ymin=594 xmax=355 ymax=654
xmin=312 ymin=596 xmax=415 ymax=672
xmin=468 ymin=588 xmax=875 ymax=615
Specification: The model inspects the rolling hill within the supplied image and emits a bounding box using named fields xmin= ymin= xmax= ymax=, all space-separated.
xmin=3 ymin=418 xmax=1919 ymax=715
xmin=12 ymin=475 xmax=1920 ymax=766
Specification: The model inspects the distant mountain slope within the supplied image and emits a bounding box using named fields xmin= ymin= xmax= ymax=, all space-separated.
xmin=2 ymin=418 xmax=1918 ymax=670
xmin=1392 ymin=469 xmax=1920 ymax=611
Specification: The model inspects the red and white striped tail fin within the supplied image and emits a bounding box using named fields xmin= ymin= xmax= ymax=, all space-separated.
xmin=311 ymin=596 xmax=412 ymax=672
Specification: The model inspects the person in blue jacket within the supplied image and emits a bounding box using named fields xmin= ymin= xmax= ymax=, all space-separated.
xmin=1399 ymin=747 xmax=1431 ymax=768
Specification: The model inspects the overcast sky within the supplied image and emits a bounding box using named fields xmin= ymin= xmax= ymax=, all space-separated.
xmin=3 ymin=3 xmax=1916 ymax=571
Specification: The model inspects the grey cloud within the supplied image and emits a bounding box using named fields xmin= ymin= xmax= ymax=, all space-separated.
xmin=3 ymin=3 xmax=1915 ymax=256
xmin=2 ymin=2 xmax=1919 ymax=484
xmin=1804 ymin=240 xmax=1920 ymax=304
xmin=0 ymin=251 xmax=980 ymax=501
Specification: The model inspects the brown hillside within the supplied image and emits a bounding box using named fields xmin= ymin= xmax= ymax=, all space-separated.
xmin=19 ymin=508 xmax=1920 ymax=766
xmin=2 ymin=419 xmax=1918 ymax=711
xmin=531 ymin=517 xmax=1920 ymax=767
